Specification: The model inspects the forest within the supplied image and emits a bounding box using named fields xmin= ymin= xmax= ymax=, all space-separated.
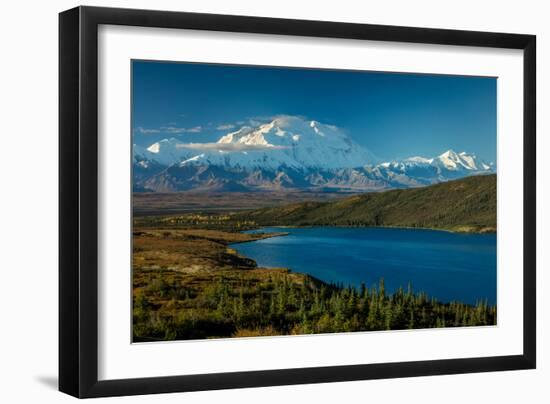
xmin=134 ymin=273 xmax=495 ymax=341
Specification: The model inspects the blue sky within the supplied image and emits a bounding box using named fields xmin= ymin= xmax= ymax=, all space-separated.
xmin=132 ymin=60 xmax=497 ymax=162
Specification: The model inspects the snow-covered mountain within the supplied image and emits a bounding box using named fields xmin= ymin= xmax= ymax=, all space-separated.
xmin=377 ymin=150 xmax=495 ymax=185
xmin=133 ymin=116 xmax=495 ymax=192
xmin=136 ymin=116 xmax=377 ymax=170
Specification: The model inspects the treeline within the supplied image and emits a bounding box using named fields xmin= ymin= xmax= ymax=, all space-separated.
xmin=134 ymin=213 xmax=257 ymax=232
xmin=133 ymin=275 xmax=496 ymax=341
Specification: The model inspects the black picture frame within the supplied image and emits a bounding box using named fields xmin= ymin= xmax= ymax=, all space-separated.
xmin=59 ymin=6 xmax=536 ymax=398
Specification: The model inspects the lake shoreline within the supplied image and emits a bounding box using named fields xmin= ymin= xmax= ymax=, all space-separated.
xmin=242 ymin=223 xmax=496 ymax=235
xmin=232 ymin=225 xmax=496 ymax=306
xmin=228 ymin=231 xmax=289 ymax=244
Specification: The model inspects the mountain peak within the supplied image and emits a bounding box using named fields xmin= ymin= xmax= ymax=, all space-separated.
xmin=210 ymin=115 xmax=377 ymax=169
xmin=379 ymin=149 xmax=493 ymax=176
xmin=435 ymin=149 xmax=489 ymax=171
xmin=146 ymin=137 xmax=180 ymax=153
xmin=439 ymin=149 xmax=460 ymax=159
xmin=217 ymin=126 xmax=256 ymax=144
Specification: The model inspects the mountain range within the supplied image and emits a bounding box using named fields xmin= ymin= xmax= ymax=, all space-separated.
xmin=133 ymin=115 xmax=495 ymax=193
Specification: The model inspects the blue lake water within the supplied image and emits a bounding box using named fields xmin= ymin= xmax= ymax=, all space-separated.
xmin=231 ymin=227 xmax=496 ymax=305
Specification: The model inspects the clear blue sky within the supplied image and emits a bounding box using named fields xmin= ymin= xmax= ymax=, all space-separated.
xmin=132 ymin=60 xmax=496 ymax=162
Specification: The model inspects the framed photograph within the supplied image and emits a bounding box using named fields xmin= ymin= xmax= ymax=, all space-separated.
xmin=59 ymin=6 xmax=536 ymax=398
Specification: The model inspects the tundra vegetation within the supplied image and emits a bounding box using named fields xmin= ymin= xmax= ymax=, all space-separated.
xmin=133 ymin=175 xmax=497 ymax=341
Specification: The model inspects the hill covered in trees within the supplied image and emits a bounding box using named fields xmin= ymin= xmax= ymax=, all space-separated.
xmin=234 ymin=174 xmax=496 ymax=233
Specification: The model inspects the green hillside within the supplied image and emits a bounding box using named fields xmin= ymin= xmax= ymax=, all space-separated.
xmin=235 ymin=174 xmax=496 ymax=233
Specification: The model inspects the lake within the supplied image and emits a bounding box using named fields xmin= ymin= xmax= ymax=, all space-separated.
xmin=231 ymin=227 xmax=496 ymax=305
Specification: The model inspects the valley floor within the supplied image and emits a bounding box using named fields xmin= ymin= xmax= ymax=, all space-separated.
xmin=133 ymin=190 xmax=350 ymax=217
